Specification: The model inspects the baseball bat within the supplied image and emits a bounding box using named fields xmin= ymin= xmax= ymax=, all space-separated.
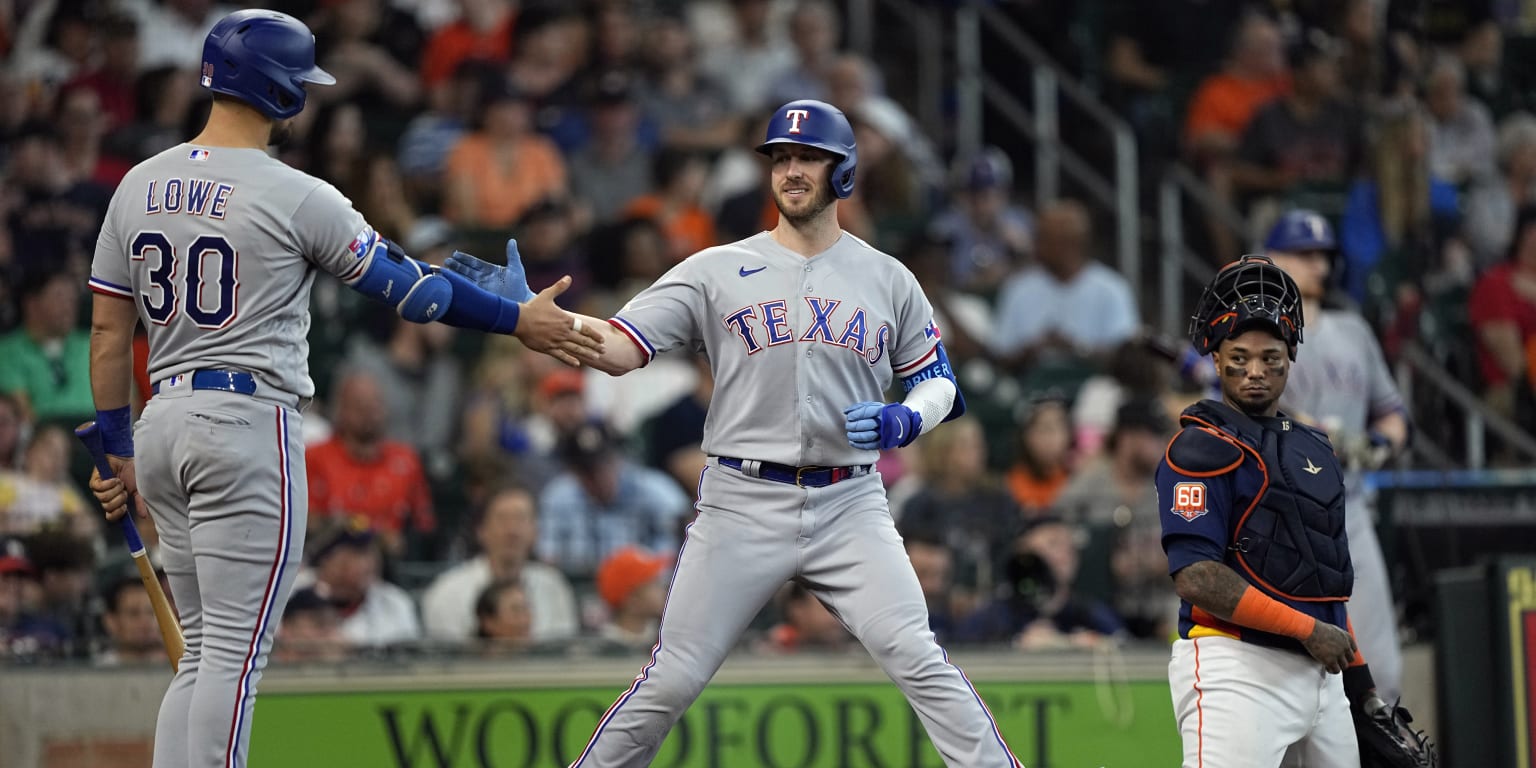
xmin=76 ymin=422 xmax=184 ymax=671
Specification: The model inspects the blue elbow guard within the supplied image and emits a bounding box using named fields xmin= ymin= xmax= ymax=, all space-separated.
xmin=438 ymin=266 xmax=522 ymax=334
xmin=900 ymin=342 xmax=966 ymax=421
xmin=347 ymin=237 xmax=452 ymax=323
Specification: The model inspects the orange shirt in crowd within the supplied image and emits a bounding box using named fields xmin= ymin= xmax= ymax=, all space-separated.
xmin=1183 ymin=73 xmax=1289 ymax=149
xmin=419 ymin=12 xmax=516 ymax=88
xmin=624 ymin=195 xmax=717 ymax=262
xmin=443 ymin=134 xmax=567 ymax=228
xmin=1005 ymin=465 xmax=1070 ymax=515
xmin=306 ymin=438 xmax=435 ymax=536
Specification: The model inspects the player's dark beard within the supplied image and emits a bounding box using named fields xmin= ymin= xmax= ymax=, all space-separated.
xmin=268 ymin=120 xmax=293 ymax=147
xmin=773 ymin=182 xmax=834 ymax=225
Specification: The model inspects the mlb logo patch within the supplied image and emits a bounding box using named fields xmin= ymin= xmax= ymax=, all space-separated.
xmin=1170 ymin=482 xmax=1207 ymax=521
xmin=200 ymin=62 xmax=214 ymax=87
xmin=189 ymin=148 xmax=210 ymax=161
xmin=924 ymin=320 xmax=942 ymax=341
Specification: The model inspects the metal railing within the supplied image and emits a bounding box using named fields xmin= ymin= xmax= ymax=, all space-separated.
xmin=1396 ymin=343 xmax=1536 ymax=469
xmin=956 ymin=1 xmax=1140 ymax=283
xmin=845 ymin=0 xmax=945 ymax=147
xmin=1154 ymin=164 xmax=1251 ymax=335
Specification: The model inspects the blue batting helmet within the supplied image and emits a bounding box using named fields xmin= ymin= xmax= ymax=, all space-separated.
xmin=1190 ymin=254 xmax=1306 ymax=360
xmin=1263 ymin=209 xmax=1336 ymax=253
xmin=756 ymin=99 xmax=858 ymax=199
xmin=200 ymin=9 xmax=335 ymax=121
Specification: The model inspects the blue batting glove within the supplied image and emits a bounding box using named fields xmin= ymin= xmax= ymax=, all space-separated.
xmin=444 ymin=239 xmax=534 ymax=302
xmin=842 ymin=402 xmax=922 ymax=450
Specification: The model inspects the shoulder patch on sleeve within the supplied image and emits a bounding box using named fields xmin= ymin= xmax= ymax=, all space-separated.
xmin=1165 ymin=426 xmax=1244 ymax=477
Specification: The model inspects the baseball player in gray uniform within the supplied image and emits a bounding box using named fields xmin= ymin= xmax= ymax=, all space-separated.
xmin=447 ymin=99 xmax=1022 ymax=767
xmin=1263 ymin=210 xmax=1410 ymax=704
xmin=85 ymin=11 xmax=600 ymax=768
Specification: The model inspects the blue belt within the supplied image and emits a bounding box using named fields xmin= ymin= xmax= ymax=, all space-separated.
xmin=716 ymin=457 xmax=872 ymax=488
xmin=152 ymin=370 xmax=257 ymax=396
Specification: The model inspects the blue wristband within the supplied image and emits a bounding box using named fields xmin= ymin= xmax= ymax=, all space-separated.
xmin=438 ymin=267 xmax=522 ymax=334
xmin=96 ymin=406 xmax=134 ymax=457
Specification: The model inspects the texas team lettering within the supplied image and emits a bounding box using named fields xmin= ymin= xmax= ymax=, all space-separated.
xmin=722 ymin=296 xmax=889 ymax=365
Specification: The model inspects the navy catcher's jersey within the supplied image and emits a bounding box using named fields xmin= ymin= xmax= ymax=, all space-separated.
xmin=90 ymin=143 xmax=374 ymax=399
xmin=610 ymin=231 xmax=940 ymax=467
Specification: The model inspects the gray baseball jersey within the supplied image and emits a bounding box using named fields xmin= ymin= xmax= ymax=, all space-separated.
xmin=90 ymin=143 xmax=375 ymax=401
xmin=88 ymin=143 xmax=379 ymax=768
xmin=575 ymin=231 xmax=1022 ymax=768
xmin=609 ymin=231 xmax=942 ymax=467
xmin=1280 ymin=307 xmax=1407 ymax=702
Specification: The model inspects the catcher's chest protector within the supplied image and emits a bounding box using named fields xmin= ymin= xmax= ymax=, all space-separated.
xmin=1183 ymin=401 xmax=1354 ymax=600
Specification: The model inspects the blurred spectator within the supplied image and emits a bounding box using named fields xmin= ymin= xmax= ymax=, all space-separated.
xmin=1229 ymin=32 xmax=1360 ymax=209
xmin=505 ymin=10 xmax=591 ymax=152
xmin=1465 ymin=113 xmax=1536 ymax=270
xmin=765 ymin=1 xmax=840 ymax=107
xmin=57 ymin=82 xmax=133 ymax=187
xmin=1053 ymin=398 xmax=1175 ymax=640
xmin=0 ymin=540 xmax=49 ymax=657
xmin=1103 ymin=0 xmax=1248 ymax=157
xmin=474 ymin=578 xmax=532 ymax=652
xmin=637 ymin=12 xmax=740 ymax=153
xmin=700 ymin=0 xmax=795 ymax=115
xmin=133 ymin=0 xmax=233 ymax=71
xmin=456 ymin=340 xmax=563 ymax=499
xmin=515 ymin=198 xmax=593 ymax=310
xmin=537 ymin=421 xmax=689 ymax=575
xmin=24 ymin=527 xmax=97 ymax=657
xmin=1424 ymin=55 xmax=1497 ymax=187
xmin=397 ymin=60 xmax=497 ymax=208
xmin=896 ymin=416 xmax=1021 ymax=609
xmin=993 ymin=200 xmax=1139 ymax=368
xmin=418 ymin=0 xmax=516 ymax=89
xmin=1182 ymin=12 xmax=1289 ymax=166
xmin=442 ymin=81 xmax=567 ymax=228
xmin=594 ymin=546 xmax=669 ymax=651
xmin=274 ymin=587 xmax=349 ymax=664
xmin=1459 ymin=20 xmax=1520 ymax=118
xmin=644 ymin=353 xmax=711 ymax=498
xmin=306 ymin=370 xmax=436 ymax=556
xmin=928 ymin=147 xmax=1034 ymax=293
xmin=4 ymin=121 xmax=110 ymax=278
xmin=569 ymin=71 xmax=656 ymax=225
xmin=826 ymin=54 xmax=941 ymax=190
xmin=954 ymin=518 xmax=1123 ymax=649
xmin=0 ymin=426 xmax=93 ymax=538
xmin=356 ymin=157 xmax=423 ymax=244
xmin=1340 ymin=102 xmax=1462 ymax=306
xmin=903 ymin=532 xmax=959 ymax=644
xmin=1070 ymin=335 xmax=1183 ymax=455
xmin=0 ymin=268 xmax=94 ymax=426
xmin=95 ymin=575 xmax=162 ymax=666
xmin=623 ymin=148 xmax=717 ymax=263
xmin=902 ymin=231 xmax=994 ymax=365
xmin=587 ymin=0 xmax=642 ymax=76
xmin=758 ymin=581 xmax=854 ymax=654
xmin=299 ymin=517 xmax=420 ymax=648
xmin=341 ymin=313 xmax=463 ymax=481
xmin=306 ymin=101 xmax=369 ymax=193
xmin=845 ymin=103 xmax=929 ymax=247
xmin=1004 ymin=396 xmax=1074 ymax=517
xmin=0 ymin=393 xmax=23 ymax=470
xmin=9 ymin=0 xmax=98 ymax=94
xmin=586 ymin=216 xmax=671 ymax=316
xmin=1470 ymin=206 xmax=1536 ymax=428
xmin=311 ymin=0 xmax=424 ymax=114
xmin=421 ymin=484 xmax=579 ymax=642
xmin=107 ymin=66 xmax=203 ymax=164
xmin=58 ymin=13 xmax=138 ymax=132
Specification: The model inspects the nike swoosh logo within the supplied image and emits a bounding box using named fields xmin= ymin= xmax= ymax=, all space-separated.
xmin=738 ymin=266 xmax=767 ymax=277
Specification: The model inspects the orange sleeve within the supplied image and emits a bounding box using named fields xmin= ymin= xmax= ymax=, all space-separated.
xmin=1230 ymin=586 xmax=1317 ymax=640
xmin=1183 ymin=81 xmax=1222 ymax=144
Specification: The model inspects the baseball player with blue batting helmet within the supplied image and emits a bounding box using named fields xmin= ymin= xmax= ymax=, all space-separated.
xmin=446 ymin=98 xmax=1023 ymax=767
xmin=85 ymin=10 xmax=601 ymax=767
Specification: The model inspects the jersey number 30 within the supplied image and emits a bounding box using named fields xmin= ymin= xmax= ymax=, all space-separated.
xmin=131 ymin=232 xmax=239 ymax=329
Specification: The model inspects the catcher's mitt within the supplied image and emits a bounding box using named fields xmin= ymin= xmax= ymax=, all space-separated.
xmin=1355 ymin=696 xmax=1437 ymax=768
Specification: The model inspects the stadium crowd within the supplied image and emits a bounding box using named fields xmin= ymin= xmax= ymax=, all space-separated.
xmin=0 ymin=0 xmax=1532 ymax=664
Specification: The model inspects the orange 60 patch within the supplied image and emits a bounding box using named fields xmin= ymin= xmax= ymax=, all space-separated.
xmin=1170 ymin=482 xmax=1208 ymax=521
